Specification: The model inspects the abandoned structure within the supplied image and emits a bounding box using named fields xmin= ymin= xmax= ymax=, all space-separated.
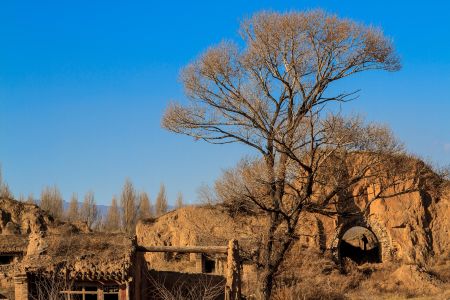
xmin=0 ymin=197 xmax=241 ymax=300
xmin=0 ymin=198 xmax=138 ymax=299
xmin=136 ymin=179 xmax=449 ymax=296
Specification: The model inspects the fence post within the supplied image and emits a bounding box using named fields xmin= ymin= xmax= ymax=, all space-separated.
xmin=14 ymin=274 xmax=29 ymax=300
xmin=225 ymin=239 xmax=241 ymax=300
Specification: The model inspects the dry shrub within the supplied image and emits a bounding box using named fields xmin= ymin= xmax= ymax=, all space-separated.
xmin=147 ymin=271 xmax=225 ymax=300
xmin=428 ymin=257 xmax=450 ymax=283
xmin=272 ymin=250 xmax=362 ymax=300
xmin=273 ymin=284 xmax=348 ymax=300
xmin=270 ymin=249 xmax=446 ymax=300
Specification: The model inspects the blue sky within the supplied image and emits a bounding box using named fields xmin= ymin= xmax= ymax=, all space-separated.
xmin=1 ymin=1 xmax=449 ymax=205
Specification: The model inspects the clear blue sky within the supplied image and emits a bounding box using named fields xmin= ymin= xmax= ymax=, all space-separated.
xmin=1 ymin=1 xmax=449 ymax=206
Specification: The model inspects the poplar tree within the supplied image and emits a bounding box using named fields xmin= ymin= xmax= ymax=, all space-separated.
xmin=176 ymin=192 xmax=184 ymax=209
xmin=81 ymin=191 xmax=98 ymax=229
xmin=40 ymin=186 xmax=64 ymax=219
xmin=138 ymin=191 xmax=152 ymax=220
xmin=120 ymin=179 xmax=138 ymax=235
xmin=105 ymin=196 xmax=121 ymax=232
xmin=0 ymin=167 xmax=13 ymax=199
xmin=66 ymin=193 xmax=80 ymax=222
xmin=17 ymin=193 xmax=25 ymax=202
xmin=26 ymin=193 xmax=35 ymax=204
xmin=155 ymin=183 xmax=168 ymax=216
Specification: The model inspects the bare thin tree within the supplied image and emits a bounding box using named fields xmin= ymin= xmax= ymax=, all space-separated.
xmin=155 ymin=183 xmax=168 ymax=217
xmin=26 ymin=193 xmax=35 ymax=204
xmin=17 ymin=193 xmax=25 ymax=202
xmin=40 ymin=186 xmax=64 ymax=220
xmin=121 ymin=179 xmax=138 ymax=235
xmin=30 ymin=271 xmax=73 ymax=300
xmin=94 ymin=214 xmax=106 ymax=231
xmin=176 ymin=192 xmax=184 ymax=209
xmin=0 ymin=166 xmax=13 ymax=199
xmin=66 ymin=192 xmax=79 ymax=222
xmin=29 ymin=235 xmax=75 ymax=300
xmin=197 ymin=183 xmax=217 ymax=205
xmin=80 ymin=191 xmax=98 ymax=229
xmin=162 ymin=10 xmax=413 ymax=298
xmin=138 ymin=191 xmax=153 ymax=220
xmin=105 ymin=196 xmax=121 ymax=232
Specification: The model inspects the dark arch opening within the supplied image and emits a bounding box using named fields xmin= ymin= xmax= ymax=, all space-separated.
xmin=339 ymin=226 xmax=381 ymax=265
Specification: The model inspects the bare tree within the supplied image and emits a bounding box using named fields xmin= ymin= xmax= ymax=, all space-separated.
xmin=29 ymin=235 xmax=75 ymax=300
xmin=176 ymin=192 xmax=184 ymax=209
xmin=0 ymin=166 xmax=13 ymax=199
xmin=197 ymin=183 xmax=217 ymax=205
xmin=138 ymin=191 xmax=153 ymax=220
xmin=0 ymin=184 xmax=12 ymax=199
xmin=80 ymin=191 xmax=98 ymax=229
xmin=105 ymin=196 xmax=121 ymax=232
xmin=40 ymin=186 xmax=64 ymax=220
xmin=155 ymin=183 xmax=168 ymax=216
xmin=26 ymin=193 xmax=35 ymax=204
xmin=29 ymin=271 xmax=73 ymax=300
xmin=162 ymin=10 xmax=412 ymax=298
xmin=121 ymin=179 xmax=138 ymax=235
xmin=17 ymin=193 xmax=25 ymax=202
xmin=94 ymin=214 xmax=106 ymax=231
xmin=66 ymin=193 xmax=80 ymax=222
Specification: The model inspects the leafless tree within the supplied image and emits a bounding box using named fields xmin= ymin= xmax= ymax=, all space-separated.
xmin=29 ymin=271 xmax=72 ymax=300
xmin=161 ymin=10 xmax=418 ymax=298
xmin=29 ymin=235 xmax=76 ymax=300
xmin=17 ymin=193 xmax=25 ymax=202
xmin=0 ymin=166 xmax=13 ymax=199
xmin=121 ymin=179 xmax=138 ymax=235
xmin=66 ymin=192 xmax=79 ymax=222
xmin=26 ymin=193 xmax=35 ymax=204
xmin=138 ymin=191 xmax=153 ymax=220
xmin=176 ymin=192 xmax=184 ymax=209
xmin=197 ymin=183 xmax=217 ymax=205
xmin=105 ymin=196 xmax=122 ymax=232
xmin=0 ymin=184 xmax=12 ymax=199
xmin=93 ymin=214 xmax=106 ymax=231
xmin=155 ymin=183 xmax=168 ymax=216
xmin=80 ymin=191 xmax=98 ymax=229
xmin=40 ymin=186 xmax=64 ymax=220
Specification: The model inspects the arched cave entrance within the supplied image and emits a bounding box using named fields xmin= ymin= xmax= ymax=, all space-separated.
xmin=339 ymin=226 xmax=381 ymax=265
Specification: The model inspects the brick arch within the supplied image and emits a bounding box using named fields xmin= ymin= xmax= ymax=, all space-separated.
xmin=330 ymin=216 xmax=392 ymax=263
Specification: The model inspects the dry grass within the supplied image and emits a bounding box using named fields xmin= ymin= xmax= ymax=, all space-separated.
xmin=270 ymin=250 xmax=449 ymax=300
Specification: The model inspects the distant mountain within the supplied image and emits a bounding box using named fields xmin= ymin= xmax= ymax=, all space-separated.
xmin=62 ymin=201 xmax=110 ymax=217
xmin=62 ymin=201 xmax=175 ymax=217
xmin=34 ymin=200 xmax=174 ymax=217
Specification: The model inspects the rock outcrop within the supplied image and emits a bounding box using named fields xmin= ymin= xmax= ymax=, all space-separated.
xmin=0 ymin=198 xmax=52 ymax=235
xmin=138 ymin=182 xmax=449 ymax=265
xmin=136 ymin=178 xmax=450 ymax=296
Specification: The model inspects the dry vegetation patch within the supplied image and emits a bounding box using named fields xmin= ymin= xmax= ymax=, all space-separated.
xmin=271 ymin=250 xmax=450 ymax=300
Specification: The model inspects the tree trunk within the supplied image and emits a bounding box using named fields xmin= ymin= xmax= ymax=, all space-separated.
xmin=258 ymin=221 xmax=297 ymax=299
xmin=259 ymin=268 xmax=275 ymax=300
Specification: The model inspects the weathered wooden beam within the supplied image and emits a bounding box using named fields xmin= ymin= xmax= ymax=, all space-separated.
xmin=137 ymin=245 xmax=228 ymax=254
